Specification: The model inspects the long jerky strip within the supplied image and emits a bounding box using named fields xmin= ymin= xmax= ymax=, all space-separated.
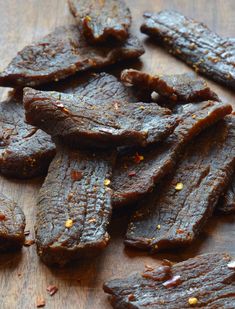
xmin=0 ymin=25 xmax=144 ymax=88
xmin=141 ymin=10 xmax=235 ymax=90
xmin=121 ymin=69 xmax=219 ymax=103
xmin=24 ymin=88 xmax=178 ymax=148
xmin=112 ymin=101 xmax=232 ymax=207
xmin=0 ymin=193 xmax=25 ymax=251
xmin=0 ymin=97 xmax=55 ymax=178
xmin=218 ymin=175 xmax=235 ymax=214
xmin=103 ymin=252 xmax=235 ymax=309
xmin=125 ymin=116 xmax=235 ymax=251
xmin=68 ymin=0 xmax=131 ymax=43
xmin=36 ymin=146 xmax=115 ymax=266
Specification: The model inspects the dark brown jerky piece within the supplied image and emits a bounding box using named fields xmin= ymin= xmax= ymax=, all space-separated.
xmin=141 ymin=10 xmax=235 ymax=90
xmin=0 ymin=97 xmax=55 ymax=179
xmin=35 ymin=146 xmax=115 ymax=266
xmin=0 ymin=25 xmax=144 ymax=88
xmin=121 ymin=69 xmax=219 ymax=103
xmin=23 ymin=88 xmax=178 ymax=149
xmin=112 ymin=101 xmax=232 ymax=207
xmin=125 ymin=116 xmax=235 ymax=251
xmin=0 ymin=193 xmax=25 ymax=251
xmin=68 ymin=0 xmax=131 ymax=43
xmin=103 ymin=252 xmax=235 ymax=309
xmin=218 ymin=175 xmax=235 ymax=213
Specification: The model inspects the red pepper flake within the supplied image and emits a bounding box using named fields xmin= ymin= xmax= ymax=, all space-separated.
xmin=128 ymin=294 xmax=136 ymax=301
xmin=133 ymin=153 xmax=144 ymax=164
xmin=46 ymin=285 xmax=58 ymax=296
xmin=0 ymin=213 xmax=6 ymax=220
xmin=176 ymin=229 xmax=184 ymax=234
xmin=128 ymin=171 xmax=136 ymax=177
xmin=71 ymin=170 xmax=83 ymax=181
xmin=36 ymin=296 xmax=45 ymax=308
xmin=163 ymin=275 xmax=181 ymax=288
xmin=24 ymin=230 xmax=30 ymax=236
xmin=24 ymin=239 xmax=35 ymax=247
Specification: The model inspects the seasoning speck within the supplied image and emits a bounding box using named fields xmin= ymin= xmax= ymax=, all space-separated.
xmin=36 ymin=296 xmax=45 ymax=308
xmin=128 ymin=171 xmax=136 ymax=177
xmin=47 ymin=285 xmax=58 ymax=296
xmin=104 ymin=179 xmax=111 ymax=186
xmin=65 ymin=219 xmax=73 ymax=228
xmin=24 ymin=239 xmax=35 ymax=247
xmin=0 ymin=213 xmax=6 ymax=220
xmin=163 ymin=275 xmax=181 ymax=288
xmin=134 ymin=153 xmax=144 ymax=164
xmin=157 ymin=224 xmax=161 ymax=230
xmin=192 ymin=114 xmax=196 ymax=119
xmin=71 ymin=170 xmax=83 ymax=181
xmin=85 ymin=15 xmax=92 ymax=22
xmin=188 ymin=297 xmax=198 ymax=306
xmin=175 ymin=182 xmax=183 ymax=190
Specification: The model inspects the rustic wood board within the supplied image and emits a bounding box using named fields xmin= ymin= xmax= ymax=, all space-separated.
xmin=0 ymin=0 xmax=234 ymax=308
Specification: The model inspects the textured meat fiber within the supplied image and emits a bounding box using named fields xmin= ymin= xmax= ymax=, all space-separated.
xmin=0 ymin=25 xmax=144 ymax=87
xmin=112 ymin=101 xmax=232 ymax=207
xmin=0 ymin=193 xmax=25 ymax=251
xmin=121 ymin=69 xmax=219 ymax=103
xmin=68 ymin=0 xmax=131 ymax=43
xmin=35 ymin=147 xmax=115 ymax=266
xmin=141 ymin=10 xmax=235 ymax=90
xmin=103 ymin=252 xmax=235 ymax=309
xmin=218 ymin=175 xmax=235 ymax=214
xmin=0 ymin=96 xmax=55 ymax=179
xmin=24 ymin=87 xmax=178 ymax=148
xmin=125 ymin=116 xmax=235 ymax=251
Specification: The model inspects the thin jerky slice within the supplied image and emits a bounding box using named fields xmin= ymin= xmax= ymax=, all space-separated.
xmin=0 ymin=193 xmax=25 ymax=251
xmin=112 ymin=101 xmax=232 ymax=207
xmin=0 ymin=25 xmax=144 ymax=88
xmin=103 ymin=252 xmax=235 ymax=309
xmin=36 ymin=146 xmax=115 ymax=266
xmin=141 ymin=10 xmax=235 ymax=90
xmin=121 ymin=69 xmax=219 ymax=103
xmin=68 ymin=0 xmax=131 ymax=43
xmin=218 ymin=175 xmax=235 ymax=213
xmin=0 ymin=97 xmax=55 ymax=179
xmin=125 ymin=116 xmax=235 ymax=251
xmin=24 ymin=88 xmax=178 ymax=148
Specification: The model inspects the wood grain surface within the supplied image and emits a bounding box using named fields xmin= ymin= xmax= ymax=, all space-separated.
xmin=0 ymin=1 xmax=234 ymax=308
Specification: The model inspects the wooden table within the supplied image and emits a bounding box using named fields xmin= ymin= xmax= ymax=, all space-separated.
xmin=0 ymin=1 xmax=234 ymax=308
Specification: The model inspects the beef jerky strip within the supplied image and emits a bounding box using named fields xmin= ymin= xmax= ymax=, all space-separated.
xmin=121 ymin=69 xmax=219 ymax=103
xmin=141 ymin=10 xmax=235 ymax=90
xmin=68 ymin=0 xmax=131 ymax=43
xmin=103 ymin=252 xmax=235 ymax=309
xmin=35 ymin=147 xmax=115 ymax=266
xmin=125 ymin=116 xmax=235 ymax=251
xmin=0 ymin=193 xmax=25 ymax=251
xmin=0 ymin=25 xmax=144 ymax=88
xmin=217 ymin=175 xmax=235 ymax=214
xmin=112 ymin=101 xmax=232 ymax=207
xmin=0 ymin=97 xmax=55 ymax=179
xmin=23 ymin=88 xmax=178 ymax=149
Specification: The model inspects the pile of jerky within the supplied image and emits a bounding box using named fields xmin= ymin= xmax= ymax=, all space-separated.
xmin=0 ymin=1 xmax=234 ymax=308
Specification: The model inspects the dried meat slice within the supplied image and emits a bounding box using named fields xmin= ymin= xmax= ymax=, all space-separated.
xmin=68 ymin=0 xmax=131 ymax=43
xmin=112 ymin=101 xmax=232 ymax=207
xmin=0 ymin=97 xmax=55 ymax=179
xmin=218 ymin=175 xmax=235 ymax=214
xmin=0 ymin=25 xmax=144 ymax=88
xmin=125 ymin=116 xmax=235 ymax=251
xmin=121 ymin=69 xmax=219 ymax=103
xmin=35 ymin=146 xmax=115 ymax=266
xmin=141 ymin=10 xmax=235 ymax=90
xmin=0 ymin=193 xmax=25 ymax=251
xmin=24 ymin=88 xmax=178 ymax=148
xmin=103 ymin=252 xmax=235 ymax=309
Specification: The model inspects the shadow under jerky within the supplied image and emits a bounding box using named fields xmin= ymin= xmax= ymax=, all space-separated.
xmin=125 ymin=116 xmax=235 ymax=251
xmin=218 ymin=175 xmax=235 ymax=214
xmin=35 ymin=145 xmax=116 ymax=266
xmin=0 ymin=193 xmax=25 ymax=252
